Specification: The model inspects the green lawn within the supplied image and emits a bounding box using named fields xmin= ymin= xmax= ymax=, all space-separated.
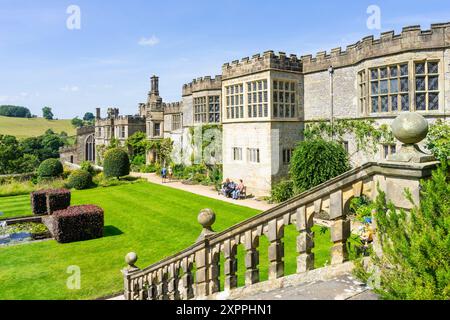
xmin=0 ymin=182 xmax=336 ymax=300
xmin=0 ymin=116 xmax=75 ymax=138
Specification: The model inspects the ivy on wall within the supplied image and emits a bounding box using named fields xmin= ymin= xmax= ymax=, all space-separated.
xmin=304 ymin=119 xmax=394 ymax=154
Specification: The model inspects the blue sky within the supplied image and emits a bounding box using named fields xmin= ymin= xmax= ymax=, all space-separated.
xmin=0 ymin=0 xmax=449 ymax=119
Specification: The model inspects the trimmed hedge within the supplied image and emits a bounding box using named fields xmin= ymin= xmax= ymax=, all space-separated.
xmin=67 ymin=170 xmax=92 ymax=190
xmin=103 ymin=148 xmax=130 ymax=179
xmin=30 ymin=190 xmax=48 ymax=215
xmin=37 ymin=159 xmax=63 ymax=179
xmin=46 ymin=189 xmax=71 ymax=215
xmin=50 ymin=205 xmax=104 ymax=243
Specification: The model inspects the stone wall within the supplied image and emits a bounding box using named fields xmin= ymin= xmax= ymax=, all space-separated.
xmin=59 ymin=126 xmax=95 ymax=165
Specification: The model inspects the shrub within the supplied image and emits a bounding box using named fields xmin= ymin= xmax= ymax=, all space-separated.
xmin=290 ymin=139 xmax=350 ymax=193
xmin=47 ymin=205 xmax=104 ymax=243
xmin=67 ymin=170 xmax=93 ymax=190
xmin=356 ymin=163 xmax=450 ymax=300
xmin=37 ymin=159 xmax=63 ymax=179
xmin=140 ymin=164 xmax=157 ymax=173
xmin=80 ymin=161 xmax=95 ymax=175
xmin=31 ymin=190 xmax=48 ymax=215
xmin=46 ymin=189 xmax=71 ymax=215
xmin=426 ymin=119 xmax=450 ymax=161
xmin=103 ymin=148 xmax=130 ymax=179
xmin=271 ymin=180 xmax=294 ymax=203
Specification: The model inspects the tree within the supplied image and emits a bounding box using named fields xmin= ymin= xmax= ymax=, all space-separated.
xmin=357 ymin=163 xmax=450 ymax=300
xmin=126 ymin=132 xmax=148 ymax=161
xmin=103 ymin=148 xmax=130 ymax=179
xmin=83 ymin=112 xmax=95 ymax=122
xmin=42 ymin=107 xmax=54 ymax=120
xmin=0 ymin=105 xmax=31 ymax=118
xmin=290 ymin=139 xmax=350 ymax=193
xmin=71 ymin=117 xmax=84 ymax=128
xmin=0 ymin=135 xmax=22 ymax=174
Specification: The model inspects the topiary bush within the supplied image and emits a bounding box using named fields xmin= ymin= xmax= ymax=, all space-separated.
xmin=37 ymin=159 xmax=63 ymax=179
xmin=271 ymin=180 xmax=294 ymax=203
xmin=47 ymin=205 xmax=104 ymax=243
xmin=46 ymin=189 xmax=71 ymax=215
xmin=67 ymin=170 xmax=93 ymax=190
xmin=103 ymin=148 xmax=130 ymax=179
xmin=80 ymin=161 xmax=96 ymax=175
xmin=31 ymin=190 xmax=48 ymax=215
xmin=290 ymin=139 xmax=350 ymax=193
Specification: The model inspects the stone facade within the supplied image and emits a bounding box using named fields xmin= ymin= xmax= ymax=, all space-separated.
xmin=62 ymin=22 xmax=450 ymax=196
xmin=59 ymin=126 xmax=95 ymax=164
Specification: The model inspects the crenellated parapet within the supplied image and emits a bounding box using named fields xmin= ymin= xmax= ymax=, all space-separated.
xmin=163 ymin=102 xmax=183 ymax=114
xmin=222 ymin=51 xmax=302 ymax=80
xmin=114 ymin=115 xmax=146 ymax=125
xmin=76 ymin=126 xmax=95 ymax=136
xmin=302 ymin=22 xmax=450 ymax=74
xmin=182 ymin=76 xmax=222 ymax=96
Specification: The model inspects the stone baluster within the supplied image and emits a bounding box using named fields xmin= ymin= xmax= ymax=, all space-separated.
xmin=156 ymin=268 xmax=168 ymax=300
xmin=244 ymin=230 xmax=259 ymax=285
xmin=267 ymin=220 xmax=284 ymax=280
xmin=181 ymin=258 xmax=194 ymax=300
xmin=122 ymin=252 xmax=140 ymax=300
xmin=209 ymin=250 xmax=220 ymax=294
xmin=167 ymin=263 xmax=180 ymax=300
xmin=195 ymin=248 xmax=209 ymax=298
xmin=223 ymin=239 xmax=238 ymax=290
xmin=296 ymin=206 xmax=315 ymax=273
xmin=146 ymin=274 xmax=157 ymax=300
xmin=330 ymin=191 xmax=351 ymax=265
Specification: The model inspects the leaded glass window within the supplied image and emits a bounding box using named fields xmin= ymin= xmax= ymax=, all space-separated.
xmin=273 ymin=80 xmax=297 ymax=118
xmin=414 ymin=61 xmax=439 ymax=111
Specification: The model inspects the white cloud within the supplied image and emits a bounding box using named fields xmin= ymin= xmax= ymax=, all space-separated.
xmin=138 ymin=35 xmax=160 ymax=47
xmin=60 ymin=86 xmax=80 ymax=92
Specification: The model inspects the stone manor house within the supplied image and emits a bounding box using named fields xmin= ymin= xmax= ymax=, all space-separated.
xmin=60 ymin=22 xmax=450 ymax=196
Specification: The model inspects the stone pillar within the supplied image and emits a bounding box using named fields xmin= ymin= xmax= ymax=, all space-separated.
xmin=267 ymin=220 xmax=284 ymax=280
xmin=223 ymin=239 xmax=238 ymax=290
xmin=330 ymin=190 xmax=350 ymax=265
xmin=244 ymin=230 xmax=259 ymax=285
xmin=296 ymin=206 xmax=314 ymax=273
xmin=122 ymin=252 xmax=140 ymax=300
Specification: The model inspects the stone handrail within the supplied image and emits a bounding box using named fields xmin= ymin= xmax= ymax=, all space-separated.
xmin=122 ymin=160 xmax=438 ymax=300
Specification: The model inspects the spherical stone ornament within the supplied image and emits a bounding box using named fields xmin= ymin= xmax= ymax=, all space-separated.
xmin=391 ymin=112 xmax=429 ymax=144
xmin=125 ymin=252 xmax=138 ymax=266
xmin=198 ymin=208 xmax=216 ymax=228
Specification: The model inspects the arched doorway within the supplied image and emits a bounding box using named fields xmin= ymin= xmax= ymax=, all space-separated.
xmin=85 ymin=134 xmax=95 ymax=162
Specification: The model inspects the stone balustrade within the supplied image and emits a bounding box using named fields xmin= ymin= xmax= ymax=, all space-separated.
xmin=122 ymin=159 xmax=438 ymax=300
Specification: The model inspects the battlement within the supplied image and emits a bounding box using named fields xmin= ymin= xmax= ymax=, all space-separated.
xmin=301 ymin=22 xmax=450 ymax=73
xmin=163 ymin=102 xmax=182 ymax=114
xmin=114 ymin=115 xmax=146 ymax=125
xmin=182 ymin=75 xmax=222 ymax=96
xmin=76 ymin=126 xmax=95 ymax=136
xmin=222 ymin=50 xmax=302 ymax=80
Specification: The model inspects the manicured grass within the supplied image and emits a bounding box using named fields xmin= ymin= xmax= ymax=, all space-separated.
xmin=0 ymin=116 xmax=75 ymax=138
xmin=0 ymin=182 xmax=337 ymax=300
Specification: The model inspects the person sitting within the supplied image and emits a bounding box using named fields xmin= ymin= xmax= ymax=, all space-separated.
xmin=225 ymin=181 xmax=236 ymax=198
xmin=221 ymin=178 xmax=231 ymax=196
xmin=232 ymin=180 xmax=245 ymax=200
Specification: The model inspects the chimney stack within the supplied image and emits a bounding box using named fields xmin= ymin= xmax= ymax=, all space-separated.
xmin=151 ymin=75 xmax=159 ymax=96
xmin=96 ymin=108 xmax=101 ymax=119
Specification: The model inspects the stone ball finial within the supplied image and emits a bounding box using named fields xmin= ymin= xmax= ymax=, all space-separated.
xmin=198 ymin=208 xmax=216 ymax=229
xmin=391 ymin=112 xmax=429 ymax=145
xmin=125 ymin=252 xmax=138 ymax=266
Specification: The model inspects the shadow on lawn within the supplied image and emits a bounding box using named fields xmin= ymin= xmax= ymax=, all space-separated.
xmin=104 ymin=225 xmax=124 ymax=237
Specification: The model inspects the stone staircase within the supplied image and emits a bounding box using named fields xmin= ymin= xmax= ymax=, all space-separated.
xmin=120 ymin=159 xmax=437 ymax=300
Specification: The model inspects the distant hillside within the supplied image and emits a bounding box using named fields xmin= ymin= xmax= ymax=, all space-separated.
xmin=0 ymin=116 xmax=76 ymax=139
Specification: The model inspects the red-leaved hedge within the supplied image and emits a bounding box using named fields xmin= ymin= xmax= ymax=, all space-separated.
xmin=31 ymin=189 xmax=71 ymax=215
xmin=50 ymin=205 xmax=104 ymax=243
xmin=31 ymin=190 xmax=48 ymax=215
xmin=46 ymin=189 xmax=71 ymax=215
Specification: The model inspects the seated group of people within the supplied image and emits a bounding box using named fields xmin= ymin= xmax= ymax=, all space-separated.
xmin=221 ymin=178 xmax=245 ymax=200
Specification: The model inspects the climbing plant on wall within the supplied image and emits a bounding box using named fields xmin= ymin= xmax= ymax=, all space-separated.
xmin=304 ymin=119 xmax=394 ymax=154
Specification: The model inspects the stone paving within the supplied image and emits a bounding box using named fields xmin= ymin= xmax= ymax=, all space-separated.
xmin=240 ymin=274 xmax=378 ymax=300
xmin=130 ymin=172 xmax=276 ymax=212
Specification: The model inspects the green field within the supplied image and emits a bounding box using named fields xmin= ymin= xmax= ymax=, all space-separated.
xmin=0 ymin=182 xmax=338 ymax=300
xmin=0 ymin=116 xmax=75 ymax=139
